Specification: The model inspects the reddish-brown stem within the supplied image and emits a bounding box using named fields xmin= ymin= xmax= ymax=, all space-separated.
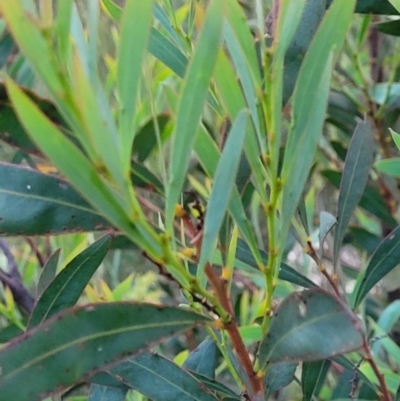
xmin=179 ymin=212 xmax=264 ymax=397
xmin=363 ymin=342 xmax=392 ymax=401
xmin=306 ymin=241 xmax=341 ymax=297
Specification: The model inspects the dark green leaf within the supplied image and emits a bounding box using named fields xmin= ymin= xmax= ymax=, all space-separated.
xmin=301 ymin=360 xmax=331 ymax=401
xmin=36 ymin=249 xmax=60 ymax=298
xmin=354 ymin=225 xmax=400 ymax=307
xmin=183 ymin=337 xmax=217 ymax=379
xmin=109 ymin=352 xmax=218 ymax=401
xmin=327 ymin=91 xmax=360 ymax=135
xmin=0 ymin=32 xmax=14 ymax=68
xmin=28 ymin=235 xmax=111 ymax=328
xmin=264 ymin=362 xmax=298 ymax=399
xmin=282 ymin=0 xmax=327 ymax=103
xmin=0 ymin=324 xmax=24 ymax=343
xmin=346 ymin=227 xmax=381 ymax=255
xmin=149 ymin=28 xmax=188 ymax=78
xmin=235 ymin=239 xmax=316 ymax=288
xmin=131 ymin=161 xmax=164 ymax=194
xmin=377 ymin=20 xmax=400 ymax=36
xmin=331 ymin=369 xmax=357 ymax=400
xmin=132 ymin=114 xmax=170 ymax=163
xmin=321 ymin=170 xmax=397 ymax=227
xmin=259 ymin=289 xmax=364 ymax=366
xmin=190 ymin=372 xmax=240 ymax=399
xmin=326 ymin=0 xmax=398 ymax=14
xmin=88 ymin=384 xmax=127 ymax=401
xmin=333 ymin=119 xmax=374 ymax=267
xmin=0 ymin=162 xmax=112 ymax=236
xmin=0 ymin=303 xmax=209 ymax=401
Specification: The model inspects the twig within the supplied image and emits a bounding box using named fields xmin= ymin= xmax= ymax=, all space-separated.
xmin=306 ymin=239 xmax=341 ymax=298
xmin=25 ymin=237 xmax=46 ymax=267
xmin=0 ymin=239 xmax=34 ymax=314
xmin=363 ymin=341 xmax=392 ymax=401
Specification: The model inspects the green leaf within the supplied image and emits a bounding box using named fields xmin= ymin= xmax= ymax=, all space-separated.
xmin=318 ymin=211 xmax=336 ymax=258
xmin=166 ymin=0 xmax=223 ymax=229
xmin=132 ymin=114 xmax=170 ymax=163
xmin=377 ymin=19 xmax=400 ymax=36
xmin=198 ymin=111 xmax=247 ymax=277
xmin=0 ymin=303 xmax=210 ymax=401
xmin=264 ymin=362 xmax=298 ymax=399
xmin=280 ymin=0 xmax=355 ymax=240
xmin=333 ymin=119 xmax=374 ymax=267
xmin=148 ymin=28 xmax=188 ymax=78
xmin=235 ymin=239 xmax=317 ymax=288
xmin=88 ymin=384 xmax=127 ymax=401
xmin=391 ymin=128 xmax=400 ymax=150
xmin=375 ymin=158 xmax=400 ymax=178
xmin=258 ymin=289 xmax=364 ymax=367
xmin=326 ymin=0 xmax=399 ymax=14
xmin=117 ymin=0 xmax=154 ymax=168
xmin=109 ymin=352 xmax=219 ymax=401
xmin=37 ymin=249 xmax=61 ymax=298
xmin=28 ymin=235 xmax=111 ymax=328
xmin=354 ymin=225 xmax=400 ymax=307
xmin=281 ymin=0 xmax=327 ymax=104
xmin=347 ymin=227 xmax=381 ymax=255
xmin=321 ymin=170 xmax=397 ymax=227
xmin=0 ymin=162 xmax=112 ymax=236
xmin=6 ymin=79 xmax=161 ymax=258
xmin=183 ymin=337 xmax=218 ymax=379
xmin=301 ymin=360 xmax=331 ymax=401
xmin=190 ymin=372 xmax=240 ymax=399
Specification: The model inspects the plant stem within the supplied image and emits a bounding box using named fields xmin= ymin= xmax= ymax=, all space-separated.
xmin=363 ymin=341 xmax=392 ymax=401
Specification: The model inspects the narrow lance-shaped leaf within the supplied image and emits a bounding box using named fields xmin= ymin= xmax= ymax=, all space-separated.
xmin=28 ymin=235 xmax=111 ymax=328
xmin=117 ymin=0 xmax=154 ymax=170
xmin=108 ymin=352 xmax=219 ymax=401
xmin=301 ymin=360 xmax=331 ymax=401
xmin=333 ymin=118 xmax=374 ymax=267
xmin=258 ymin=289 xmax=364 ymax=368
xmin=198 ymin=111 xmax=247 ymax=280
xmin=37 ymin=249 xmax=61 ymax=298
xmin=165 ymin=0 xmax=224 ymax=230
xmin=354 ymin=225 xmax=400 ymax=307
xmin=6 ymin=79 xmax=161 ymax=259
xmin=280 ymin=0 xmax=355 ymax=242
xmin=0 ymin=303 xmax=210 ymax=401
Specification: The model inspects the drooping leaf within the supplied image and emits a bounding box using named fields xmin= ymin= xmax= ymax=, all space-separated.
xmin=259 ymin=289 xmax=364 ymax=367
xmin=333 ymin=118 xmax=374 ymax=267
xmin=28 ymin=235 xmax=111 ymax=328
xmin=264 ymin=362 xmax=298 ymax=399
xmin=354 ymin=225 xmax=400 ymax=307
xmin=183 ymin=337 xmax=218 ymax=379
xmin=165 ymin=0 xmax=224 ymax=229
xmin=301 ymin=360 xmax=331 ymax=401
xmin=198 ymin=111 xmax=247 ymax=278
xmin=0 ymin=303 xmax=210 ymax=401
xmin=36 ymin=249 xmax=61 ymax=298
xmin=88 ymin=384 xmax=127 ymax=401
xmin=0 ymin=162 xmax=112 ymax=236
xmin=235 ymin=239 xmax=316 ymax=288
xmin=321 ymin=170 xmax=397 ymax=227
xmin=347 ymin=227 xmax=381 ymax=255
xmin=109 ymin=352 xmax=219 ymax=401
